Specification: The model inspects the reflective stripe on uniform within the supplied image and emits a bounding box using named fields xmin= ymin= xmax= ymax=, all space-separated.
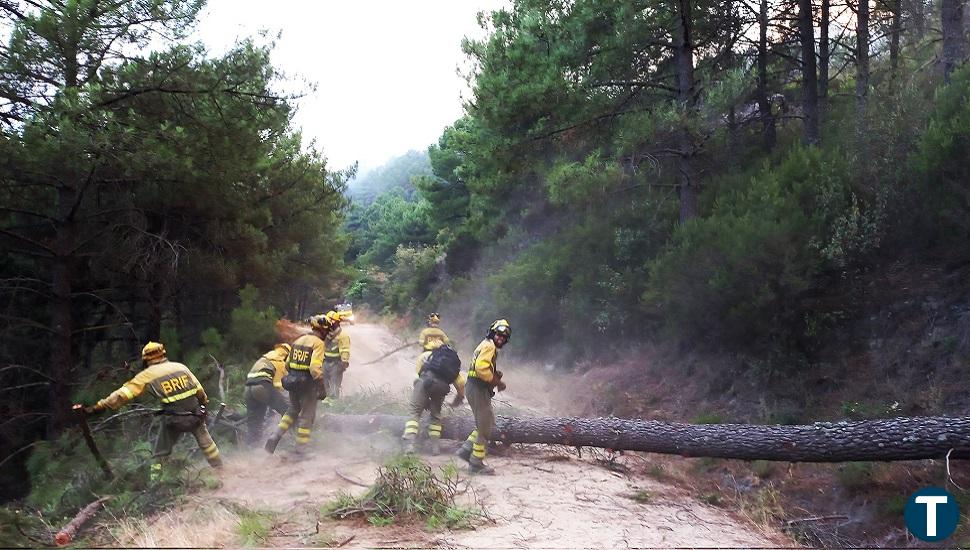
xmin=296 ymin=427 xmax=311 ymax=444
xmin=159 ymin=387 xmax=197 ymax=403
xmin=428 ymin=424 xmax=442 ymax=438
xmin=466 ymin=369 xmax=479 ymax=379
xmin=288 ymin=363 xmax=310 ymax=370
xmin=472 ymin=443 xmax=486 ymax=459
xmin=120 ymin=386 xmax=136 ymax=400
xmin=466 ymin=430 xmax=478 ymax=442
xmin=404 ymin=420 xmax=419 ymax=435
xmin=278 ymin=414 xmax=293 ymax=430
xmin=247 ymin=371 xmax=272 ymax=380
xmin=202 ymin=442 xmax=219 ymax=458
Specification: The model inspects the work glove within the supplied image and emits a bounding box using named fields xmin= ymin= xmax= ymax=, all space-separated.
xmin=198 ymin=404 xmax=208 ymax=420
xmin=341 ymin=361 xmax=350 ymax=372
xmin=495 ymin=370 xmax=503 ymax=380
xmin=315 ymin=379 xmax=327 ymax=401
xmin=449 ymin=393 xmax=465 ymax=408
xmin=74 ymin=403 xmax=97 ymax=415
xmin=496 ymin=381 xmax=507 ymax=392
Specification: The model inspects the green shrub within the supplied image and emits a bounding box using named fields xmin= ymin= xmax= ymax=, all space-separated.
xmin=226 ymin=285 xmax=279 ymax=358
xmin=646 ymin=147 xmax=880 ymax=349
xmin=836 ymin=462 xmax=874 ymax=494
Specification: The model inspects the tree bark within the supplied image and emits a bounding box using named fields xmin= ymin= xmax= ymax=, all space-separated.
xmin=889 ymin=0 xmax=901 ymax=93
xmin=674 ymin=0 xmax=698 ymax=222
xmin=856 ymin=0 xmax=870 ymax=146
xmin=323 ymin=413 xmax=970 ymax=462
xmin=798 ymin=0 xmax=821 ymax=145
xmin=49 ymin=182 xmax=76 ymax=434
xmin=757 ymin=0 xmax=776 ymax=151
xmin=819 ymin=0 xmax=830 ymax=123
xmin=941 ymin=0 xmax=966 ymax=83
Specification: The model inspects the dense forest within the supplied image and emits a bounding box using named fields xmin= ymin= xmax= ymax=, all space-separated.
xmin=346 ymin=0 xmax=970 ymax=362
xmin=0 ymin=0 xmax=350 ymax=499
xmin=3 ymin=0 xmax=970 ymax=544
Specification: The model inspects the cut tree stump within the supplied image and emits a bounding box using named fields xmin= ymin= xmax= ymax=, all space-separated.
xmin=321 ymin=413 xmax=970 ymax=462
xmin=53 ymin=495 xmax=111 ymax=546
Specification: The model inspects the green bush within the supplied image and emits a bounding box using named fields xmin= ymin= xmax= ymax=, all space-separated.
xmin=914 ymin=64 xmax=970 ymax=238
xmin=646 ymin=147 xmax=879 ymax=349
xmin=226 ymin=285 xmax=279 ymax=358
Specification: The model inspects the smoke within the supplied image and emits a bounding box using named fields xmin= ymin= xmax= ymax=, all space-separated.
xmin=275 ymin=319 xmax=311 ymax=343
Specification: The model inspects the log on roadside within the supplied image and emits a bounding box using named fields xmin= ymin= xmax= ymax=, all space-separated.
xmin=53 ymin=495 xmax=111 ymax=546
xmin=321 ymin=413 xmax=970 ymax=462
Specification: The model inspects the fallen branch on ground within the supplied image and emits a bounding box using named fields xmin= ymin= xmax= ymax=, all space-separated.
xmin=321 ymin=413 xmax=970 ymax=462
xmin=53 ymin=496 xmax=111 ymax=546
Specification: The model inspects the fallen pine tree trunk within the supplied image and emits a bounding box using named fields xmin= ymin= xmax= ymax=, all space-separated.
xmin=53 ymin=495 xmax=111 ymax=546
xmin=321 ymin=413 xmax=970 ymax=462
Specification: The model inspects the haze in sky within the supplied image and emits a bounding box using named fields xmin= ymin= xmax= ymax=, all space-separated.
xmin=196 ymin=0 xmax=508 ymax=173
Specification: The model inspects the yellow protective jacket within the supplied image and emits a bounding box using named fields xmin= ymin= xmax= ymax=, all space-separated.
xmin=247 ymin=347 xmax=289 ymax=389
xmin=416 ymin=350 xmax=465 ymax=394
xmin=466 ymin=339 xmax=499 ymax=386
xmin=288 ymin=333 xmax=326 ymax=381
xmin=324 ymin=328 xmax=351 ymax=364
xmin=418 ymin=327 xmax=450 ymax=351
xmin=97 ymin=360 xmax=208 ymax=411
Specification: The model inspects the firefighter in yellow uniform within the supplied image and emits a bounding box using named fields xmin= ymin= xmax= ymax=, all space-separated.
xmin=265 ymin=315 xmax=331 ymax=455
xmin=322 ymin=310 xmax=350 ymax=403
xmin=244 ymin=343 xmax=291 ymax=446
xmin=79 ymin=342 xmax=222 ymax=482
xmin=402 ymin=345 xmax=465 ymax=455
xmin=418 ymin=312 xmax=450 ymax=351
xmin=456 ymin=319 xmax=510 ymax=475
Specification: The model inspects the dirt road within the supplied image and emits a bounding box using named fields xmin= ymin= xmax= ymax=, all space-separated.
xmin=110 ymin=323 xmax=789 ymax=548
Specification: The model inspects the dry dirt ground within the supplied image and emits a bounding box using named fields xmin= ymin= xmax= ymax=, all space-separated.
xmin=108 ymin=323 xmax=792 ymax=548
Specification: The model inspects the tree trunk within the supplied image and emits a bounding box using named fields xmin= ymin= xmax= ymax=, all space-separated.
xmin=941 ymin=0 xmax=966 ymax=83
xmin=798 ymin=0 xmax=821 ymax=145
xmin=819 ymin=0 xmax=830 ymax=123
xmin=674 ymin=0 xmax=698 ymax=222
xmin=757 ymin=0 xmax=776 ymax=151
xmin=323 ymin=413 xmax=970 ymax=462
xmin=890 ymin=0 xmax=901 ymax=93
xmin=53 ymin=496 xmax=111 ymax=546
xmin=49 ymin=182 xmax=76 ymax=434
xmin=856 ymin=0 xmax=870 ymax=147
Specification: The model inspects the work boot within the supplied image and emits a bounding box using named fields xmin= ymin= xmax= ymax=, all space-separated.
xmin=428 ymin=438 xmax=441 ymax=456
xmin=208 ymin=456 xmax=224 ymax=468
xmin=469 ymin=457 xmax=495 ymax=476
xmin=455 ymin=442 xmax=472 ymax=463
xmin=264 ymin=434 xmax=281 ymax=454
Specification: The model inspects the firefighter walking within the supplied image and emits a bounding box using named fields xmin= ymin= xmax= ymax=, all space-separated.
xmin=265 ymin=315 xmax=331 ymax=455
xmin=244 ymin=343 xmax=291 ymax=446
xmin=322 ymin=310 xmax=350 ymax=404
xmin=402 ymin=344 xmax=465 ymax=455
xmin=418 ymin=312 xmax=450 ymax=351
xmin=456 ymin=319 xmax=511 ymax=475
xmin=78 ymin=342 xmax=222 ymax=482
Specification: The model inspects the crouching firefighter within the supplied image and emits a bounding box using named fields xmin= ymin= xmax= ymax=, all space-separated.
xmin=457 ymin=319 xmax=511 ymax=475
xmin=78 ymin=341 xmax=222 ymax=483
xmin=244 ymin=343 xmax=292 ymax=446
xmin=402 ymin=344 xmax=464 ymax=455
xmin=264 ymin=315 xmax=331 ymax=456
xmin=321 ymin=310 xmax=350 ymax=404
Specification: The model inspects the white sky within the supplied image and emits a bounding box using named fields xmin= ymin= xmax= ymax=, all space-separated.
xmin=195 ymin=0 xmax=508 ymax=173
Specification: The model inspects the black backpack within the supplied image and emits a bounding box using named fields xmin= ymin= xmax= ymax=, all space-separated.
xmin=423 ymin=345 xmax=461 ymax=382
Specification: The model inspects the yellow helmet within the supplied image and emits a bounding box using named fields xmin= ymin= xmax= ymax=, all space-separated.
xmin=275 ymin=343 xmax=292 ymax=355
xmin=487 ymin=319 xmax=511 ymax=341
xmin=325 ymin=310 xmax=342 ymax=326
xmin=309 ymin=314 xmax=331 ymax=331
xmin=141 ymin=341 xmax=167 ymax=364
xmin=428 ymin=312 xmax=441 ymax=326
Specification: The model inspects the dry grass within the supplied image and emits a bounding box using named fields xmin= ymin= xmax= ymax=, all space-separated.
xmin=103 ymin=497 xmax=240 ymax=548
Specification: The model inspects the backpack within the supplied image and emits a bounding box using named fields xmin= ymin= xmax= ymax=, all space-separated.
xmin=423 ymin=345 xmax=461 ymax=382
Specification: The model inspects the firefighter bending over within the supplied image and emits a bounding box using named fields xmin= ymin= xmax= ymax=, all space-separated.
xmin=244 ymin=343 xmax=291 ymax=446
xmin=78 ymin=341 xmax=222 ymax=482
xmin=265 ymin=315 xmax=331 ymax=455
xmin=401 ymin=343 xmax=465 ymax=455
